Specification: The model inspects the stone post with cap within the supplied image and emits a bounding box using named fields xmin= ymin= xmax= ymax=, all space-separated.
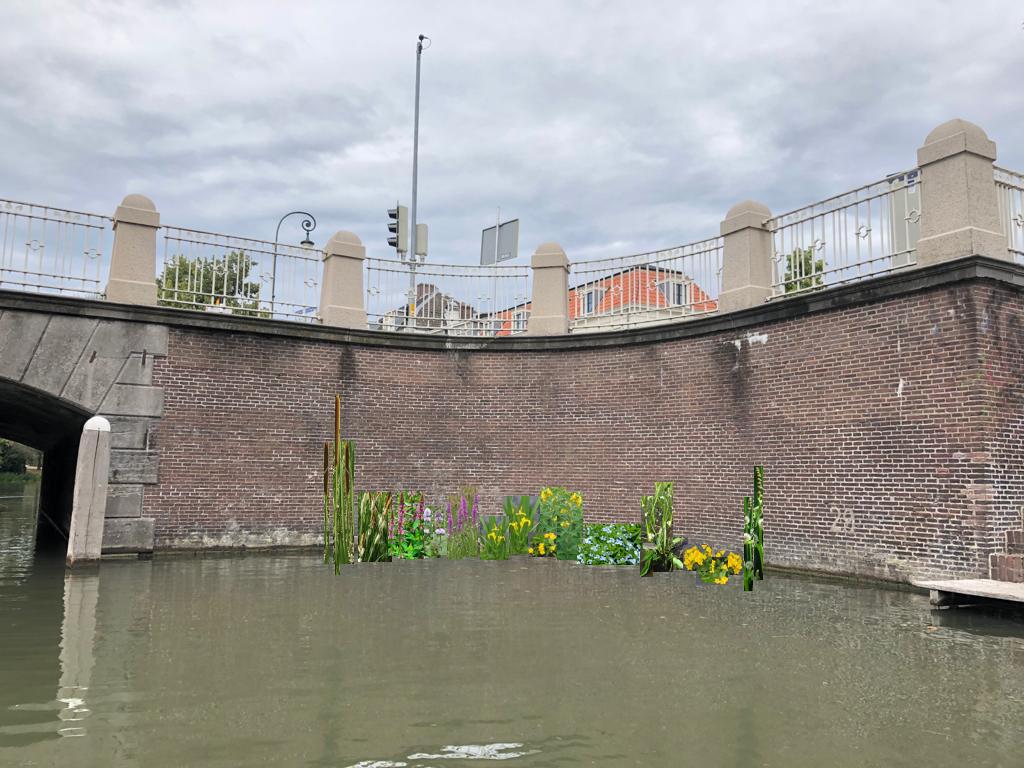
xmin=526 ymin=242 xmax=570 ymax=335
xmin=66 ymin=416 xmax=112 ymax=566
xmin=717 ymin=199 xmax=774 ymax=313
xmin=319 ymin=231 xmax=367 ymax=329
xmin=915 ymin=118 xmax=1007 ymax=266
xmin=106 ymin=194 xmax=160 ymax=305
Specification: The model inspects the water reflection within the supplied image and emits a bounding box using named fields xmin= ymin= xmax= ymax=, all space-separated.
xmin=56 ymin=571 xmax=99 ymax=736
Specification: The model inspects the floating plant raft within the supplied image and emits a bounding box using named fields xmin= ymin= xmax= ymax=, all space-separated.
xmin=910 ymin=578 xmax=1024 ymax=608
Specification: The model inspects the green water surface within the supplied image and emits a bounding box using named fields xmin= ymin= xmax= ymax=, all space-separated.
xmin=1 ymin=481 xmax=1023 ymax=767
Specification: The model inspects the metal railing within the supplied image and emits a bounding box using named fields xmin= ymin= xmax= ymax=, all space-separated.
xmin=159 ymin=227 xmax=323 ymax=321
xmin=0 ymin=199 xmax=111 ymax=297
xmin=766 ymin=170 xmax=921 ymax=298
xmin=364 ymin=257 xmax=531 ymax=336
xmin=995 ymin=166 xmax=1024 ymax=264
xmin=568 ymin=236 xmax=723 ymax=332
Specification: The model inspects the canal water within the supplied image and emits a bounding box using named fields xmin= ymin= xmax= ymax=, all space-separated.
xmin=2 ymin=480 xmax=1023 ymax=767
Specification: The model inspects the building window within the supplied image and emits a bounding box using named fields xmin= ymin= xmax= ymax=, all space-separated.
xmin=512 ymin=310 xmax=529 ymax=332
xmin=658 ymin=280 xmax=690 ymax=307
xmin=579 ymin=288 xmax=604 ymax=315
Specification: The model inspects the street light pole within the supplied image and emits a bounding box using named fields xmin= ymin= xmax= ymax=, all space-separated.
xmin=272 ymin=211 xmax=316 ymax=312
xmin=408 ymin=34 xmax=429 ymax=329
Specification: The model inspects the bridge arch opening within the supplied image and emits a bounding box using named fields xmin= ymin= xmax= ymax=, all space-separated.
xmin=0 ymin=378 xmax=91 ymax=555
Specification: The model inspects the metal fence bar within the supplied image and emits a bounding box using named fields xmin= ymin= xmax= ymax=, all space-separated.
xmin=0 ymin=199 xmax=111 ymax=297
xmin=995 ymin=166 xmax=1024 ymax=264
xmin=567 ymin=236 xmax=722 ymax=332
xmin=765 ymin=170 xmax=921 ymax=298
xmin=364 ymin=257 xmax=531 ymax=336
xmin=159 ymin=226 xmax=323 ymax=322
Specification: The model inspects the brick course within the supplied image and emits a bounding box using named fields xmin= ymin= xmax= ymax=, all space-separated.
xmin=143 ymin=276 xmax=1024 ymax=582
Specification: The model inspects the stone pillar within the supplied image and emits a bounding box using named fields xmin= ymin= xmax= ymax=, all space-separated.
xmin=916 ymin=119 xmax=1007 ymax=266
xmin=526 ymin=242 xmax=570 ymax=335
xmin=319 ymin=231 xmax=367 ymax=328
xmin=717 ymin=200 xmax=774 ymax=313
xmin=106 ymin=194 xmax=160 ymax=305
xmin=66 ymin=416 xmax=111 ymax=567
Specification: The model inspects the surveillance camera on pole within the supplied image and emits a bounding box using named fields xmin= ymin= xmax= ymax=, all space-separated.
xmin=387 ymin=204 xmax=408 ymax=255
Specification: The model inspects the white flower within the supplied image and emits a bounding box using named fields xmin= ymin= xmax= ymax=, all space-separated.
xmin=435 ymin=528 xmax=446 ymax=536
xmin=743 ymin=532 xmax=753 ymax=542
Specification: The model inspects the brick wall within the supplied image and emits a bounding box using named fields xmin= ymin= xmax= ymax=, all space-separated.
xmin=146 ymin=276 xmax=1022 ymax=582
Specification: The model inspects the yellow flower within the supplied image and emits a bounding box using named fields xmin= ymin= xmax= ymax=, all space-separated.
xmin=716 ymin=576 xmax=728 ymax=585
xmin=540 ymin=488 xmax=553 ymax=502
xmin=727 ymin=552 xmax=742 ymax=575
xmin=538 ymin=543 xmax=546 ymax=555
xmin=570 ymin=492 xmax=582 ymax=506
xmin=544 ymin=532 xmax=556 ymax=541
xmin=561 ymin=520 xmax=569 ymax=528
xmin=528 ymin=547 xmax=534 ymax=555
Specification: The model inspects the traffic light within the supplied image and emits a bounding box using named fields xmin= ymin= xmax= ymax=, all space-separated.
xmin=387 ymin=204 xmax=408 ymax=253
xmin=414 ymin=223 xmax=428 ymax=258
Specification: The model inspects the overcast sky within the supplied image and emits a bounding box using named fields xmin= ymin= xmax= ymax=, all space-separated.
xmin=2 ymin=1 xmax=1022 ymax=266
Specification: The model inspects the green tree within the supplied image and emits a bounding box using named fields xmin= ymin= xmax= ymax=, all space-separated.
xmin=782 ymin=246 xmax=825 ymax=293
xmin=0 ymin=439 xmax=40 ymax=475
xmin=156 ymin=251 xmax=267 ymax=317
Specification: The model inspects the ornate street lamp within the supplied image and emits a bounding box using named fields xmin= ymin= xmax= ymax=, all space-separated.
xmin=272 ymin=211 xmax=317 ymax=310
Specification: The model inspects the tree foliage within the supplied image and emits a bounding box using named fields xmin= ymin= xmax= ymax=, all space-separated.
xmin=156 ymin=251 xmax=267 ymax=317
xmin=782 ymin=246 xmax=825 ymax=293
xmin=0 ymin=439 xmax=40 ymax=474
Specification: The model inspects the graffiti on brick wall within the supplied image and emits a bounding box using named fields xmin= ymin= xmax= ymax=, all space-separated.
xmin=829 ymin=506 xmax=855 ymax=533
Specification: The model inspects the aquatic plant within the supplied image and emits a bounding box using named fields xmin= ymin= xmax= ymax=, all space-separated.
xmin=322 ymin=441 xmax=331 ymax=563
xmin=534 ymin=487 xmax=583 ymax=561
xmin=446 ymin=493 xmax=480 ymax=560
xmin=389 ymin=491 xmax=427 ymax=559
xmin=577 ymin=523 xmax=641 ymax=565
xmin=357 ymin=491 xmax=392 ymax=562
xmin=529 ymin=531 xmax=557 ymax=557
xmin=640 ymin=482 xmax=685 ymax=577
xmin=504 ymin=496 xmax=535 ymax=554
xmin=324 ymin=394 xmax=356 ymax=573
xmin=683 ymin=544 xmax=744 ymax=584
xmin=743 ymin=466 xmax=765 ymax=591
xmin=480 ymin=515 xmax=510 ymax=560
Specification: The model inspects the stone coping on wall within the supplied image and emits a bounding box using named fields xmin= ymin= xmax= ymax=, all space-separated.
xmin=3 ymin=254 xmax=1022 ymax=352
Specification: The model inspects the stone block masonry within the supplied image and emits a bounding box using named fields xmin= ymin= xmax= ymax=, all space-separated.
xmin=141 ymin=256 xmax=1024 ymax=582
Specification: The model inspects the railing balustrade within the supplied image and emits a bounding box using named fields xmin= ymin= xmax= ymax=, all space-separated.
xmin=364 ymin=257 xmax=531 ymax=337
xmin=0 ymin=199 xmax=110 ymax=297
xmin=765 ymin=170 xmax=921 ymax=298
xmin=568 ymin=237 xmax=723 ymax=333
xmin=158 ymin=226 xmax=323 ymax=322
xmin=995 ymin=166 xmax=1024 ymax=264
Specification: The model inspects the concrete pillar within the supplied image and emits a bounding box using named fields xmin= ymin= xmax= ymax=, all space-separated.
xmin=319 ymin=231 xmax=367 ymax=329
xmin=717 ymin=200 xmax=774 ymax=313
xmin=106 ymin=194 xmax=160 ymax=305
xmin=526 ymin=242 xmax=570 ymax=335
xmin=916 ymin=119 xmax=1007 ymax=266
xmin=66 ymin=416 xmax=111 ymax=567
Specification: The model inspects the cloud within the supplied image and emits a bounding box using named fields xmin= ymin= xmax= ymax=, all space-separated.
xmin=1 ymin=0 xmax=1021 ymax=266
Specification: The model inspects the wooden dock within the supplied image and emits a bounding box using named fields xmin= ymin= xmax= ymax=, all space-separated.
xmin=910 ymin=578 xmax=1024 ymax=608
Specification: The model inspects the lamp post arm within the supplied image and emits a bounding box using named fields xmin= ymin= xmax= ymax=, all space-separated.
xmin=272 ymin=211 xmax=317 ymax=310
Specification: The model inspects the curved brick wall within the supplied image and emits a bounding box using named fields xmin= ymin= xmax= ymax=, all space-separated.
xmin=142 ymin=257 xmax=1024 ymax=583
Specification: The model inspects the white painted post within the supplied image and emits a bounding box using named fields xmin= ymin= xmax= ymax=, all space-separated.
xmin=526 ymin=242 xmax=570 ymax=335
xmin=717 ymin=200 xmax=774 ymax=313
xmin=66 ymin=416 xmax=111 ymax=567
xmin=319 ymin=231 xmax=367 ymax=329
xmin=106 ymin=194 xmax=160 ymax=305
xmin=915 ymin=119 xmax=1007 ymax=266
